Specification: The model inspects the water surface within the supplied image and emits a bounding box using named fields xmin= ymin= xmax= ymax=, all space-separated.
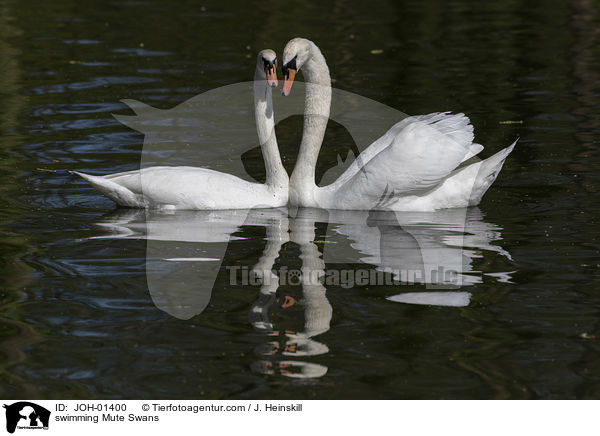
xmin=1 ymin=0 xmax=599 ymax=399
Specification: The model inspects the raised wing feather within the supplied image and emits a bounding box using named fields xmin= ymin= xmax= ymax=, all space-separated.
xmin=330 ymin=112 xmax=473 ymax=191
xmin=331 ymin=112 xmax=475 ymax=207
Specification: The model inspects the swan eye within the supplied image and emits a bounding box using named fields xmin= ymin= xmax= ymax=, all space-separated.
xmin=282 ymin=55 xmax=297 ymax=79
xmin=262 ymin=58 xmax=274 ymax=73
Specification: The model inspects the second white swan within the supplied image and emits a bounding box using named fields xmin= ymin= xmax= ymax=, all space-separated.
xmin=281 ymin=37 xmax=516 ymax=211
xmin=73 ymin=50 xmax=288 ymax=210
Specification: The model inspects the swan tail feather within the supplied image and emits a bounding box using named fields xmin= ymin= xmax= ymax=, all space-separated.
xmin=71 ymin=171 xmax=144 ymax=207
xmin=468 ymin=139 xmax=517 ymax=205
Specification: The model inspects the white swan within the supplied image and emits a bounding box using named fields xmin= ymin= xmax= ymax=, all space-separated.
xmin=73 ymin=50 xmax=288 ymax=210
xmin=281 ymin=37 xmax=516 ymax=211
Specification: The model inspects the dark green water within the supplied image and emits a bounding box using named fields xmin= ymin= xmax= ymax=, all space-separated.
xmin=1 ymin=0 xmax=599 ymax=399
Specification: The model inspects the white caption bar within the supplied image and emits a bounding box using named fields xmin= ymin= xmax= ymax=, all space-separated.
xmin=0 ymin=400 xmax=598 ymax=436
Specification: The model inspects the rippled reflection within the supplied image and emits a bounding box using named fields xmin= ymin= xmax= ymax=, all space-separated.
xmin=91 ymin=205 xmax=513 ymax=379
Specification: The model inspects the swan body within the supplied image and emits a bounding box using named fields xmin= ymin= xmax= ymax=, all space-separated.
xmin=282 ymin=38 xmax=516 ymax=211
xmin=74 ymin=166 xmax=286 ymax=209
xmin=74 ymin=50 xmax=288 ymax=210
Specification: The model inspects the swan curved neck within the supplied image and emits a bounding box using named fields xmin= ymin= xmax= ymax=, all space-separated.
xmin=290 ymin=43 xmax=331 ymax=204
xmin=254 ymin=72 xmax=288 ymax=189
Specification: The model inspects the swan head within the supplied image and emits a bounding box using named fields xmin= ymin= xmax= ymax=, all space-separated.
xmin=281 ymin=38 xmax=313 ymax=96
xmin=257 ymin=49 xmax=278 ymax=87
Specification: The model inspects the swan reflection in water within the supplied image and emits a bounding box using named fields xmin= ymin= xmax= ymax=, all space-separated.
xmin=91 ymin=206 xmax=514 ymax=378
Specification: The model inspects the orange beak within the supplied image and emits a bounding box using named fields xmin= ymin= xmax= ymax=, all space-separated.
xmin=282 ymin=69 xmax=296 ymax=96
xmin=266 ymin=66 xmax=278 ymax=87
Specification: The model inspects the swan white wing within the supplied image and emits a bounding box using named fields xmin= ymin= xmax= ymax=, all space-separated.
xmin=377 ymin=112 xmax=474 ymax=193
xmin=329 ymin=113 xmax=475 ymax=208
xmin=461 ymin=143 xmax=484 ymax=163
xmin=328 ymin=112 xmax=474 ymax=191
